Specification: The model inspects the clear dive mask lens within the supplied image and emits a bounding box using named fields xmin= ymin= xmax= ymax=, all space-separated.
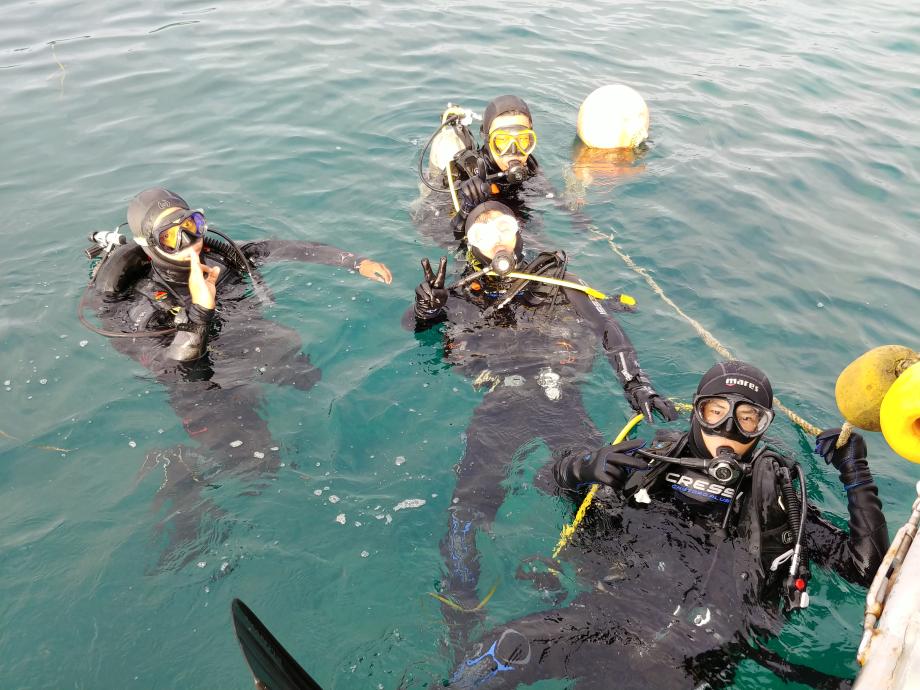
xmin=693 ymin=394 xmax=773 ymax=438
xmin=488 ymin=127 xmax=537 ymax=158
xmin=157 ymin=211 xmax=207 ymax=253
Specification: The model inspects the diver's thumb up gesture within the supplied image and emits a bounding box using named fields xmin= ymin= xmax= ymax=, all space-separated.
xmin=414 ymin=256 xmax=448 ymax=321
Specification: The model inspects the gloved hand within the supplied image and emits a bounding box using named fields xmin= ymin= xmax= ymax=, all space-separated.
xmin=815 ymin=428 xmax=872 ymax=491
xmin=414 ymin=256 xmax=448 ymax=320
xmin=624 ymin=379 xmax=678 ymax=423
xmin=458 ymin=177 xmax=491 ymax=214
xmin=572 ymin=439 xmax=648 ymax=487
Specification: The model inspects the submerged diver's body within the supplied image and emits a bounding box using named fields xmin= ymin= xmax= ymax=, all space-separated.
xmin=83 ymin=188 xmax=391 ymax=565
xmin=406 ymin=202 xmax=675 ymax=638
xmin=445 ymin=362 xmax=888 ymax=689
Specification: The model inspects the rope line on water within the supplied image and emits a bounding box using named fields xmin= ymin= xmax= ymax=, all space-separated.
xmin=587 ymin=225 xmax=844 ymax=443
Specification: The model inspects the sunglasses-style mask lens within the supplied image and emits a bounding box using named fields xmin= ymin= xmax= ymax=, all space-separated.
xmin=157 ymin=211 xmax=207 ymax=253
xmin=694 ymin=395 xmax=773 ymax=438
xmin=488 ymin=127 xmax=537 ymax=157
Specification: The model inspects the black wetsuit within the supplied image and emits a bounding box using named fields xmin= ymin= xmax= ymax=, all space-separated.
xmin=413 ymin=119 xmax=557 ymax=251
xmin=444 ymin=428 xmax=888 ymax=689
xmin=84 ymin=237 xmax=369 ymax=565
xmin=405 ymin=255 xmax=667 ymax=632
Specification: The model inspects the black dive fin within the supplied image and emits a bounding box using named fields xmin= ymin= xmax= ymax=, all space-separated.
xmin=231 ymin=598 xmax=324 ymax=690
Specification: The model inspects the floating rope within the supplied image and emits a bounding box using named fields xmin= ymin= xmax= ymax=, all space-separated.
xmin=587 ymin=226 xmax=847 ymax=444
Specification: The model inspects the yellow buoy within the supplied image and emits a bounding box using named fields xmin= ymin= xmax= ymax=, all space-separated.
xmin=880 ymin=362 xmax=920 ymax=463
xmin=577 ymin=84 xmax=650 ymax=150
xmin=836 ymin=345 xmax=918 ymax=432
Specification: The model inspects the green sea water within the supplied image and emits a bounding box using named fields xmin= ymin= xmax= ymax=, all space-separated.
xmin=1 ymin=1 xmax=918 ymax=688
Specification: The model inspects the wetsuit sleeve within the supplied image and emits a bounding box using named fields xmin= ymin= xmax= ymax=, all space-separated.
xmin=241 ymin=240 xmax=365 ymax=270
xmin=804 ymin=460 xmax=889 ymax=587
xmin=563 ymin=278 xmax=644 ymax=388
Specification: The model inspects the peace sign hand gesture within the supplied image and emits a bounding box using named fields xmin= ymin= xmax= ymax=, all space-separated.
xmin=414 ymin=256 xmax=448 ymax=320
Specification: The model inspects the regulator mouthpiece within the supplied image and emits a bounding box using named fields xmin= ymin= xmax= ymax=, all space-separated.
xmin=505 ymin=160 xmax=526 ymax=184
xmin=709 ymin=447 xmax=743 ymax=483
xmin=490 ymin=249 xmax=515 ymax=276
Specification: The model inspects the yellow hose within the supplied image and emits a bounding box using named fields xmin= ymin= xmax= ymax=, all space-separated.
xmin=552 ymin=413 xmax=644 ymax=559
xmin=446 ymin=161 xmax=461 ymax=214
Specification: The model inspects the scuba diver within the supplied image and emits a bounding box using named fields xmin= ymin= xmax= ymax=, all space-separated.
xmin=79 ymin=187 xmax=392 ymax=566
xmin=444 ymin=361 xmax=889 ymax=690
xmin=414 ymin=95 xmax=557 ymax=246
xmin=405 ymin=200 xmax=677 ymax=642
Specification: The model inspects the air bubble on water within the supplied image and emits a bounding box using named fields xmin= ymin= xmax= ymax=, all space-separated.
xmin=128 ymin=440 xmax=137 ymax=448
xmin=253 ymin=451 xmax=265 ymax=459
xmin=328 ymin=495 xmax=340 ymax=504
xmin=361 ymin=550 xmax=369 ymax=558
xmin=314 ymin=489 xmax=323 ymax=496
xmin=817 ymin=302 xmax=824 ymax=308
xmin=335 ymin=513 xmax=346 ymax=524
xmin=79 ymin=340 xmax=88 ymax=347
xmin=197 ymin=561 xmax=207 ymax=568
xmin=39 ymin=379 xmax=47 ymax=385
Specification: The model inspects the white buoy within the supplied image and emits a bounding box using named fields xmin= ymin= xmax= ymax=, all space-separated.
xmin=577 ymin=84 xmax=650 ymax=149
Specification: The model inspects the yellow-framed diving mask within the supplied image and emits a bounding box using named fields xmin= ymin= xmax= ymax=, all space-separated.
xmin=488 ymin=126 xmax=537 ymax=158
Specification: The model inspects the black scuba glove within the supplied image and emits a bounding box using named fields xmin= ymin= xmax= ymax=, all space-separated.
xmin=557 ymin=439 xmax=648 ymax=490
xmin=458 ymin=177 xmax=490 ymax=214
xmin=624 ymin=378 xmax=678 ymax=423
xmin=414 ymin=256 xmax=448 ymax=321
xmin=815 ymin=428 xmax=873 ymax=491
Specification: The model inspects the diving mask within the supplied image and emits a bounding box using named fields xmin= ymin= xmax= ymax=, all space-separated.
xmin=488 ymin=126 xmax=537 ymax=159
xmin=156 ymin=210 xmax=207 ymax=254
xmin=693 ymin=394 xmax=774 ymax=440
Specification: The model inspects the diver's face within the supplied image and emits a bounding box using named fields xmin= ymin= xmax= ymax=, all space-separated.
xmin=700 ymin=431 xmax=756 ymax=458
xmin=488 ymin=113 xmax=534 ymax=172
xmin=467 ymin=214 xmax=519 ymax=260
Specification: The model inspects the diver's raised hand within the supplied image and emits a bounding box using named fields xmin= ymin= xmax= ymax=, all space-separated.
xmin=624 ymin=379 xmax=678 ymax=424
xmin=357 ymin=258 xmax=393 ymax=285
xmin=188 ymin=249 xmax=220 ymax=310
xmin=816 ymin=428 xmax=875 ymax=491
xmin=414 ymin=256 xmax=448 ymax=320
xmin=458 ymin=177 xmax=490 ymax=213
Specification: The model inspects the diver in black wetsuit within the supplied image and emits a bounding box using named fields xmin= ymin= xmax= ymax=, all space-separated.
xmin=414 ymin=95 xmax=560 ymax=246
xmin=406 ymin=201 xmax=677 ymax=639
xmin=444 ymin=361 xmax=889 ymax=690
xmin=79 ymin=187 xmax=392 ymax=565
